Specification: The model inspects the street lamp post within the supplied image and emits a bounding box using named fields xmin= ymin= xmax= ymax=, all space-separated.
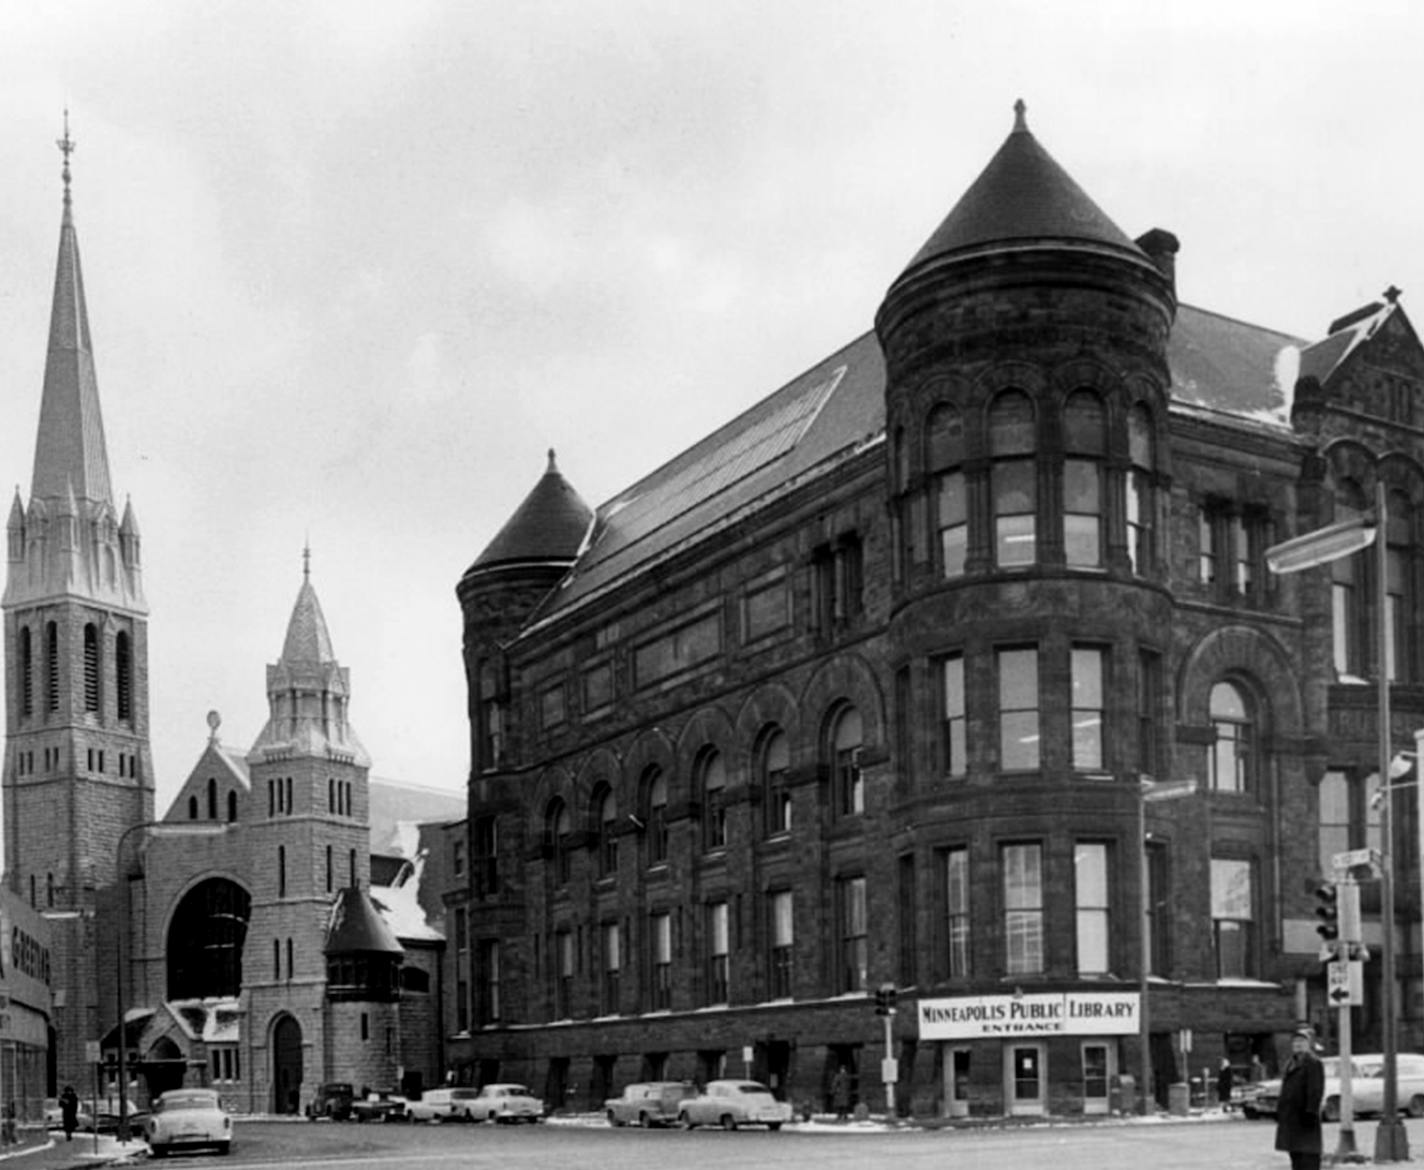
xmin=113 ymin=820 xmax=230 ymax=1143
xmin=1138 ymin=776 xmax=1197 ymax=1114
xmin=1265 ymin=479 xmax=1408 ymax=1161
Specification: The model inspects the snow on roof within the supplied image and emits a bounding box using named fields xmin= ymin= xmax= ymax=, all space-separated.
xmin=370 ymin=851 xmax=444 ymax=943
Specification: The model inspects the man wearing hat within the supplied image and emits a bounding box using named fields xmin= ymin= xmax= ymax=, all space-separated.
xmin=1274 ymin=1027 xmax=1325 ymax=1170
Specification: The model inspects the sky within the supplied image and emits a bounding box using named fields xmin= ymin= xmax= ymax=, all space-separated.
xmin=2 ymin=1 xmax=1423 ymax=814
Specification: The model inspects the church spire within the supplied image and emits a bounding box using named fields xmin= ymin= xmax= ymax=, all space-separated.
xmin=31 ymin=111 xmax=114 ymax=507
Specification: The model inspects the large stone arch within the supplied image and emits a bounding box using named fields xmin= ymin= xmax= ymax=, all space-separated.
xmin=1176 ymin=624 xmax=1306 ymax=737
xmin=733 ymin=682 xmax=802 ymax=776
xmin=572 ymin=747 xmax=623 ymax=824
xmin=164 ymin=875 xmax=251 ymax=1001
xmin=623 ymin=725 xmax=678 ymax=809
xmin=799 ymin=652 xmax=888 ymax=760
xmin=674 ymin=704 xmax=738 ymax=783
xmin=269 ymin=1013 xmax=303 ymax=1115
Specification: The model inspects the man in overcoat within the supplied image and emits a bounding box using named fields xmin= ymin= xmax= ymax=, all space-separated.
xmin=1274 ymin=1027 xmax=1325 ymax=1170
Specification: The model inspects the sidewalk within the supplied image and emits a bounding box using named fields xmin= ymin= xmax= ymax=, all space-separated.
xmin=0 ymin=1128 xmax=140 ymax=1169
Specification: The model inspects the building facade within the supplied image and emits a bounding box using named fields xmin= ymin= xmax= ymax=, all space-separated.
xmin=2 ymin=126 xmax=454 ymax=1114
xmin=453 ymin=104 xmax=1424 ymax=1117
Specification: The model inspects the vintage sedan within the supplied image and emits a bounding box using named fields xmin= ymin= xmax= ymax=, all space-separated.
xmin=407 ymin=1087 xmax=485 ymax=1123
xmin=465 ymin=1083 xmax=544 ymax=1123
xmin=676 ymin=1080 xmax=792 ymax=1131
xmin=350 ymin=1088 xmax=408 ymax=1123
xmin=143 ymin=1089 xmax=232 ymax=1158
xmin=1244 ymin=1053 xmax=1424 ymax=1120
xmin=604 ymin=1081 xmax=697 ymax=1127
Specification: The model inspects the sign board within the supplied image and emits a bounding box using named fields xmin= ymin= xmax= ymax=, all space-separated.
xmin=918 ymin=992 xmax=1139 ymax=1040
xmin=1327 ymin=961 xmax=1365 ymax=1006
xmin=881 ymin=1057 xmax=899 ymax=1085
xmin=85 ymin=1041 xmax=100 ymax=1064
xmin=1332 ymin=848 xmax=1381 ymax=872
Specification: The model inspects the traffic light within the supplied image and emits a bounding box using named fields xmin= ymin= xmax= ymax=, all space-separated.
xmin=874 ymin=983 xmax=897 ymax=1016
xmin=1314 ymin=882 xmax=1339 ymax=943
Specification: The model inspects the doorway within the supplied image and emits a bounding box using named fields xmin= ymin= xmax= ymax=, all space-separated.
xmin=943 ymin=1046 xmax=971 ymax=1118
xmin=1081 ymin=1042 xmax=1113 ymax=1115
xmin=271 ymin=1015 xmax=303 ymax=1115
xmin=1003 ymin=1042 xmax=1046 ymax=1116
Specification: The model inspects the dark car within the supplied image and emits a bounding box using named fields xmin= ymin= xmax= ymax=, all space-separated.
xmin=351 ymin=1089 xmax=407 ymax=1123
xmin=308 ymin=1082 xmax=355 ymax=1121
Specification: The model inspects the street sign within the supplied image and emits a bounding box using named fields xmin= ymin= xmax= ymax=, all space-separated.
xmin=1328 ymin=962 xmax=1351 ymax=1006
xmin=1332 ymin=848 xmax=1381 ymax=872
xmin=84 ymin=1041 xmax=100 ymax=1064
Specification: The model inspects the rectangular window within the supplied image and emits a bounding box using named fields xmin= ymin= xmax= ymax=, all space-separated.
xmin=474 ymin=816 xmax=499 ymax=896
xmin=942 ymin=654 xmax=966 ymax=777
xmin=454 ymin=908 xmax=470 ymax=1032
xmin=555 ymin=930 xmax=574 ymax=1019
xmin=1198 ymin=506 xmax=1218 ymax=586
xmin=1210 ymin=858 xmax=1254 ymax=979
xmin=946 ymin=847 xmax=970 ymax=980
xmin=744 ymin=578 xmax=790 ymax=642
xmin=1075 ymin=843 xmax=1110 ymax=975
xmin=1332 ymin=552 xmax=1360 ymax=676
xmin=768 ymin=890 xmax=793 ymax=1000
xmin=938 ymin=471 xmax=967 ymax=577
xmin=993 ymin=461 xmax=1037 ymax=567
xmin=997 ymin=648 xmax=1040 ymax=772
xmin=650 ymin=912 xmax=672 ymax=1011
xmin=706 ymin=902 xmax=729 ymax=1005
xmin=1317 ymin=770 xmax=1352 ymax=887
xmin=838 ymin=876 xmax=868 ymax=993
xmin=540 ymin=683 xmax=566 ymax=729
xmin=582 ymin=662 xmax=614 ymax=714
xmin=894 ymin=667 xmax=912 ymax=785
xmin=1071 ymin=647 xmax=1105 ymax=771
xmin=452 ymin=839 xmax=466 ymax=878
xmin=1387 ymin=545 xmax=1408 ymax=682
xmin=898 ymin=853 xmax=917 ymax=988
xmin=601 ymin=922 xmax=621 ymax=1016
xmin=1063 ymin=459 xmax=1101 ymax=567
xmin=477 ymin=938 xmax=501 ymax=1025
xmin=1137 ymin=650 xmax=1162 ymax=778
xmin=1127 ymin=469 xmax=1153 ymax=575
xmin=1003 ymin=843 xmax=1044 ymax=976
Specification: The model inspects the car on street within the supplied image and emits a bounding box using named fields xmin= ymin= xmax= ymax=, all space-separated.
xmin=351 ymin=1088 xmax=408 ymax=1123
xmin=604 ymin=1081 xmax=698 ymax=1127
xmin=307 ymin=1082 xmax=355 ymax=1121
xmin=142 ymin=1088 xmax=232 ymax=1158
xmin=464 ymin=1083 xmax=544 ymax=1123
xmin=407 ymin=1087 xmax=486 ymax=1123
xmin=1242 ymin=1053 xmax=1424 ymax=1120
xmin=676 ymin=1080 xmax=792 ymax=1131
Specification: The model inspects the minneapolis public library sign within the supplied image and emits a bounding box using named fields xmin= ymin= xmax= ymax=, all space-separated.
xmin=917 ymin=992 xmax=1140 ymax=1040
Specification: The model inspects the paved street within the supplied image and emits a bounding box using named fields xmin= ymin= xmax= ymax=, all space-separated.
xmin=97 ymin=1113 xmax=1424 ymax=1170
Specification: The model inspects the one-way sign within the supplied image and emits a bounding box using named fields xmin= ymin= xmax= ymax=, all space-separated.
xmin=1327 ymin=960 xmax=1364 ymax=1006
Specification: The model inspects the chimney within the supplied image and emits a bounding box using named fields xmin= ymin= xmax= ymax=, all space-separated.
xmin=1135 ymin=228 xmax=1180 ymax=294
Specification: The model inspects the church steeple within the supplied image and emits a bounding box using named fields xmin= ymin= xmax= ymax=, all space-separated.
xmin=32 ymin=111 xmax=114 ymax=508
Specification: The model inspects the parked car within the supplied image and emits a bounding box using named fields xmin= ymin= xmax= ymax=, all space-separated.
xmin=604 ymin=1081 xmax=697 ymax=1127
xmin=350 ymin=1088 xmax=407 ymax=1122
xmin=407 ymin=1087 xmax=485 ymax=1123
xmin=1243 ymin=1054 xmax=1424 ymax=1120
xmin=307 ymin=1082 xmax=355 ymax=1121
xmin=142 ymin=1088 xmax=232 ymax=1158
xmin=676 ymin=1080 xmax=792 ymax=1131
xmin=464 ymin=1083 xmax=544 ymax=1123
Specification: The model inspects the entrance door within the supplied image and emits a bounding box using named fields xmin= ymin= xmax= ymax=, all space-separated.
xmin=943 ymin=1046 xmax=971 ymax=1118
xmin=1081 ymin=1043 xmax=1112 ymax=1115
xmin=271 ymin=1016 xmax=303 ymax=1115
xmin=757 ymin=1040 xmax=793 ymax=1098
xmin=1004 ymin=1042 xmax=1046 ymax=1115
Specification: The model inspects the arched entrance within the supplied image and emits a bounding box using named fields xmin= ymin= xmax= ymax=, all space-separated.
xmin=271 ymin=1015 xmax=303 ymax=1115
xmin=143 ymin=1036 xmax=187 ymax=1100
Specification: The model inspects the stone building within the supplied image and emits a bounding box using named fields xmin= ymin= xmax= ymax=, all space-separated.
xmin=2 ymin=125 xmax=457 ymax=1113
xmin=452 ymin=103 xmax=1424 ymax=1117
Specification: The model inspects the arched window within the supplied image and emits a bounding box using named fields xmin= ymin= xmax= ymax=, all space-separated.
xmin=989 ymin=390 xmax=1037 ymax=567
xmin=1332 ymin=480 xmax=1369 ymax=677
xmin=278 ymin=845 xmax=287 ymax=897
xmin=188 ymin=795 xmax=199 ymax=820
xmin=760 ymin=727 xmax=791 ymax=836
xmin=646 ymin=770 xmax=668 ymax=865
xmin=19 ymin=628 xmax=33 ymax=718
xmin=1127 ymin=405 xmax=1156 ymax=575
xmin=547 ymin=800 xmax=573 ymax=885
xmin=1062 ymin=391 xmax=1105 ymax=567
xmin=927 ymin=405 xmax=967 ymax=578
xmin=45 ymin=622 xmax=59 ymax=712
xmin=326 ymin=845 xmax=333 ymax=893
xmin=1387 ymin=489 xmax=1413 ymax=682
xmin=83 ymin=624 xmax=100 ymax=713
xmin=1209 ymin=681 xmax=1255 ymax=795
xmin=328 ymin=778 xmax=336 ymax=813
xmin=227 ymin=790 xmax=238 ymax=823
xmin=594 ymin=785 xmax=618 ymax=878
xmin=115 ymin=630 xmax=133 ymax=721
xmin=829 ymin=706 xmax=864 ymax=817
xmin=168 ymin=878 xmax=251 ymax=999
xmin=207 ymin=778 xmax=218 ymax=820
xmin=699 ymin=750 xmax=727 ymax=851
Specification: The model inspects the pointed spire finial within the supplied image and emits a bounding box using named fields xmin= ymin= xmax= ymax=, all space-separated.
xmin=303 ymin=539 xmax=311 ymax=582
xmin=1384 ymin=285 xmax=1402 ymax=305
xmin=547 ymin=447 xmax=557 ymax=472
xmin=57 ymin=109 xmax=76 ymax=208
xmin=1013 ymin=98 xmax=1028 ymax=133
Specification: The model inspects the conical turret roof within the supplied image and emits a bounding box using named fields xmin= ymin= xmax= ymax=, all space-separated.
xmin=468 ymin=449 xmax=593 ymax=573
xmin=280 ymin=567 xmax=336 ymax=665
xmin=900 ymin=100 xmax=1143 ymax=277
xmin=325 ymin=886 xmax=403 ymax=955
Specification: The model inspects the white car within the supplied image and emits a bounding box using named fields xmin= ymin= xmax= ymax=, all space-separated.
xmin=1246 ymin=1053 xmax=1424 ymax=1120
xmin=143 ymin=1088 xmax=232 ymax=1158
xmin=465 ymin=1083 xmax=544 ymax=1123
xmin=676 ymin=1080 xmax=792 ymax=1131
xmin=407 ymin=1087 xmax=485 ymax=1123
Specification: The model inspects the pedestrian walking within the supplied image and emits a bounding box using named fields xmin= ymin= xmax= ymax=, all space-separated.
xmin=1274 ymin=1028 xmax=1325 ymax=1170
xmin=831 ymin=1065 xmax=851 ymax=1123
xmin=59 ymin=1084 xmax=79 ymax=1142
xmin=1217 ymin=1058 xmax=1235 ymax=1109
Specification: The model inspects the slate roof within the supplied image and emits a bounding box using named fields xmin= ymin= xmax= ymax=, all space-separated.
xmin=525 ymin=303 xmax=1307 ymax=632
xmin=1297 ymin=301 xmax=1396 ymax=387
xmin=465 ymin=449 xmax=593 ymax=576
xmin=325 ymin=886 xmax=404 ymax=955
